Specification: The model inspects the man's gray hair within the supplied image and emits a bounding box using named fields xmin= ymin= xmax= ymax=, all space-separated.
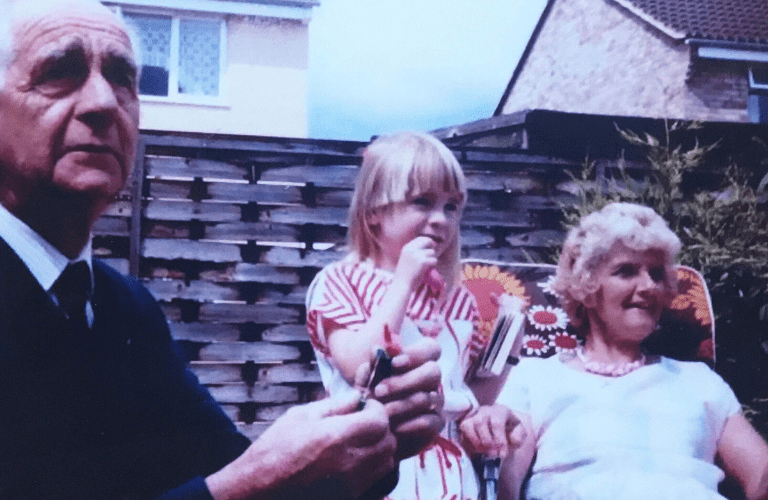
xmin=0 ymin=0 xmax=141 ymax=89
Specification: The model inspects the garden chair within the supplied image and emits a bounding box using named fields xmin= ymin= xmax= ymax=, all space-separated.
xmin=461 ymin=259 xmax=716 ymax=500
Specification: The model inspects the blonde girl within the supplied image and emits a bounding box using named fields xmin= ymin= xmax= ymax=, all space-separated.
xmin=306 ymin=131 xmax=517 ymax=500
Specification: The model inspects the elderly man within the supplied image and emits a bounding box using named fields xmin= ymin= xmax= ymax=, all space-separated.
xmin=0 ymin=1 xmax=444 ymax=499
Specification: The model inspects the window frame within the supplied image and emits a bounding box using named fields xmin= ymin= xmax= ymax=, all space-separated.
xmin=748 ymin=66 xmax=768 ymax=124
xmin=114 ymin=5 xmax=228 ymax=107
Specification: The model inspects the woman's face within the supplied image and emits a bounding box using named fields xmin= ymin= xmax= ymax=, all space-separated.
xmin=588 ymin=243 xmax=670 ymax=344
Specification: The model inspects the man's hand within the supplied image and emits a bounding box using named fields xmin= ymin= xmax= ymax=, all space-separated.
xmin=358 ymin=338 xmax=445 ymax=461
xmin=459 ymin=403 xmax=524 ymax=458
xmin=206 ymin=393 xmax=396 ymax=500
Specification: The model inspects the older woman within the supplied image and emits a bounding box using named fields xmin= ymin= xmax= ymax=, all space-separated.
xmin=462 ymin=203 xmax=768 ymax=500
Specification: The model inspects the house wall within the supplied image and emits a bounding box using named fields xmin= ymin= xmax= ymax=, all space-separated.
xmin=501 ymin=0 xmax=751 ymax=122
xmin=139 ymin=16 xmax=309 ymax=137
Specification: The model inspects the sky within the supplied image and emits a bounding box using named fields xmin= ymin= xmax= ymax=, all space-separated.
xmin=307 ymin=0 xmax=548 ymax=141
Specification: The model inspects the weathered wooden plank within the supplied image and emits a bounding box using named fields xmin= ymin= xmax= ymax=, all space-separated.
xmin=199 ymin=341 xmax=301 ymax=362
xmin=169 ymin=322 xmax=241 ymax=342
xmin=141 ymin=133 xmax=366 ymax=158
xmin=147 ymin=179 xmax=192 ymax=199
xmin=461 ymin=208 xmax=533 ymax=228
xmin=92 ymin=216 xmax=130 ymax=236
xmin=262 ymin=206 xmax=348 ymax=226
xmin=98 ymin=258 xmax=130 ymax=275
xmin=190 ymin=362 xmax=243 ymax=384
xmin=145 ymin=200 xmax=242 ymax=222
xmin=314 ymin=188 xmax=354 ymax=207
xmin=260 ymin=246 xmax=345 ymax=268
xmin=255 ymin=404 xmax=292 ymax=421
xmin=145 ymin=279 xmax=241 ymax=301
xmin=159 ymin=303 xmax=182 ymax=322
xmin=464 ymin=172 xmax=544 ymax=193
xmin=464 ymin=246 xmax=547 ymax=263
xmin=146 ymin=156 xmax=249 ymax=181
xmin=199 ymin=303 xmax=300 ymax=324
xmin=200 ymin=263 xmax=300 ymax=285
xmin=261 ymin=286 xmax=309 ymax=306
xmin=220 ymin=404 xmax=240 ymax=422
xmin=259 ymin=364 xmax=321 ymax=384
xmin=207 ymin=383 xmax=299 ymax=404
xmin=208 ymin=182 xmax=303 ymax=204
xmin=143 ymin=239 xmax=242 ymax=263
xmin=102 ymin=200 xmax=132 ymax=217
xmin=259 ymin=165 xmax=359 ymax=188
xmin=460 ymin=229 xmax=496 ymax=247
xmin=237 ymin=422 xmax=272 ymax=441
xmin=204 ymin=221 xmax=300 ymax=242
xmin=505 ymin=229 xmax=564 ymax=248
xmin=460 ymin=150 xmax=580 ymax=168
xmin=262 ymin=324 xmax=310 ymax=342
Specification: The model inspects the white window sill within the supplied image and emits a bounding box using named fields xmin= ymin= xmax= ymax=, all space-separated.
xmin=140 ymin=94 xmax=230 ymax=109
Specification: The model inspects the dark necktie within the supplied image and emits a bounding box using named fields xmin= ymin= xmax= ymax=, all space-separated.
xmin=53 ymin=261 xmax=92 ymax=331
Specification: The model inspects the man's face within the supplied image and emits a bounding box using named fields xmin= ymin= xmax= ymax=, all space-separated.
xmin=0 ymin=4 xmax=140 ymax=210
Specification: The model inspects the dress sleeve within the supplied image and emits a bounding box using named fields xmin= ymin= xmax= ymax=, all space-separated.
xmin=305 ymin=262 xmax=370 ymax=358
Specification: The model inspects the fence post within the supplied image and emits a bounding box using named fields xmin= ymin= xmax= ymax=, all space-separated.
xmin=129 ymin=137 xmax=146 ymax=278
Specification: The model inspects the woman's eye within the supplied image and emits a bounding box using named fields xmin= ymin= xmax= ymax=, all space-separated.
xmin=411 ymin=197 xmax=430 ymax=207
xmin=649 ymin=267 xmax=665 ymax=282
xmin=615 ymin=264 xmax=637 ymax=277
xmin=444 ymin=202 xmax=459 ymax=212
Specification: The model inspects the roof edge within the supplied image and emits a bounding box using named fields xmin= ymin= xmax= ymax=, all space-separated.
xmin=493 ymin=0 xmax=556 ymax=116
xmin=609 ymin=0 xmax=686 ymax=40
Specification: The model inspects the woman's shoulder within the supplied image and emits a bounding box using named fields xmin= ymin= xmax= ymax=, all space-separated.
xmin=657 ymin=356 xmax=735 ymax=391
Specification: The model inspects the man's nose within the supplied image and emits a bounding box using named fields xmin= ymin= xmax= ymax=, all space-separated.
xmin=76 ymin=71 xmax=119 ymax=131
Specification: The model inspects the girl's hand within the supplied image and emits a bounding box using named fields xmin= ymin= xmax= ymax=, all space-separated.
xmin=394 ymin=236 xmax=438 ymax=290
xmin=460 ymin=404 xmax=525 ymax=458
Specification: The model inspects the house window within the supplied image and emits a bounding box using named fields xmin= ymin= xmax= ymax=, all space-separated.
xmin=748 ymin=66 xmax=768 ymax=124
xmin=123 ymin=11 xmax=224 ymax=100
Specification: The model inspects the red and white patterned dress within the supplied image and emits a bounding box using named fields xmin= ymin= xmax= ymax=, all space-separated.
xmin=306 ymin=259 xmax=483 ymax=500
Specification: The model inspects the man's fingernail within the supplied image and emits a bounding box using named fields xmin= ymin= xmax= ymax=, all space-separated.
xmin=374 ymin=384 xmax=389 ymax=398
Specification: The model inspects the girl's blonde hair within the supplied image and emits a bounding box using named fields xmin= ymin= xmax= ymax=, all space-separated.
xmin=553 ymin=202 xmax=681 ymax=331
xmin=347 ymin=131 xmax=467 ymax=288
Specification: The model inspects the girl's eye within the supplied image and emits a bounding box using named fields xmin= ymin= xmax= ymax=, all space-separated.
xmin=444 ymin=202 xmax=459 ymax=212
xmin=411 ymin=197 xmax=431 ymax=207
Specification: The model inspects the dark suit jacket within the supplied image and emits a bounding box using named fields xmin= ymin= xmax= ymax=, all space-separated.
xmin=0 ymin=238 xmax=250 ymax=500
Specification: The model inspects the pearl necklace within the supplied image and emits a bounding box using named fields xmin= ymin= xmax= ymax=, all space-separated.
xmin=575 ymin=348 xmax=646 ymax=377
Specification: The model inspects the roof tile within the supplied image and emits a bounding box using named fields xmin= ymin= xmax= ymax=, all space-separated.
xmin=625 ymin=0 xmax=768 ymax=44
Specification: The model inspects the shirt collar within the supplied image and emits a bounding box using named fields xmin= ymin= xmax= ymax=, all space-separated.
xmin=0 ymin=203 xmax=93 ymax=292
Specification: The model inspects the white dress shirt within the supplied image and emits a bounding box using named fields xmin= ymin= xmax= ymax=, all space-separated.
xmin=0 ymin=203 xmax=94 ymax=327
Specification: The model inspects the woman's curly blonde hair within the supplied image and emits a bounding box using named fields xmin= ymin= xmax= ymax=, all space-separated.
xmin=552 ymin=202 xmax=681 ymax=331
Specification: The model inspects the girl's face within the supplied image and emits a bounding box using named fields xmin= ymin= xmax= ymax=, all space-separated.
xmin=369 ymin=188 xmax=462 ymax=269
xmin=588 ymin=243 xmax=670 ymax=345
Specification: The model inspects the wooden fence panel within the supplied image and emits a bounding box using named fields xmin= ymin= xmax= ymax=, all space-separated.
xmin=93 ymin=132 xmax=598 ymax=440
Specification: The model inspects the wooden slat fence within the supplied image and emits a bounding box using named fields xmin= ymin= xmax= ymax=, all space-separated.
xmin=92 ymin=130 xmax=600 ymax=440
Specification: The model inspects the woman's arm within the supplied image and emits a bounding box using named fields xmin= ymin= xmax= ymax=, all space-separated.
xmin=497 ymin=412 xmax=535 ymax=500
xmin=717 ymin=413 xmax=768 ymax=500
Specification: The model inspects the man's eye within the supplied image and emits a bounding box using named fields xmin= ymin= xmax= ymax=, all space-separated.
xmin=103 ymin=59 xmax=137 ymax=90
xmin=35 ymin=58 xmax=87 ymax=91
